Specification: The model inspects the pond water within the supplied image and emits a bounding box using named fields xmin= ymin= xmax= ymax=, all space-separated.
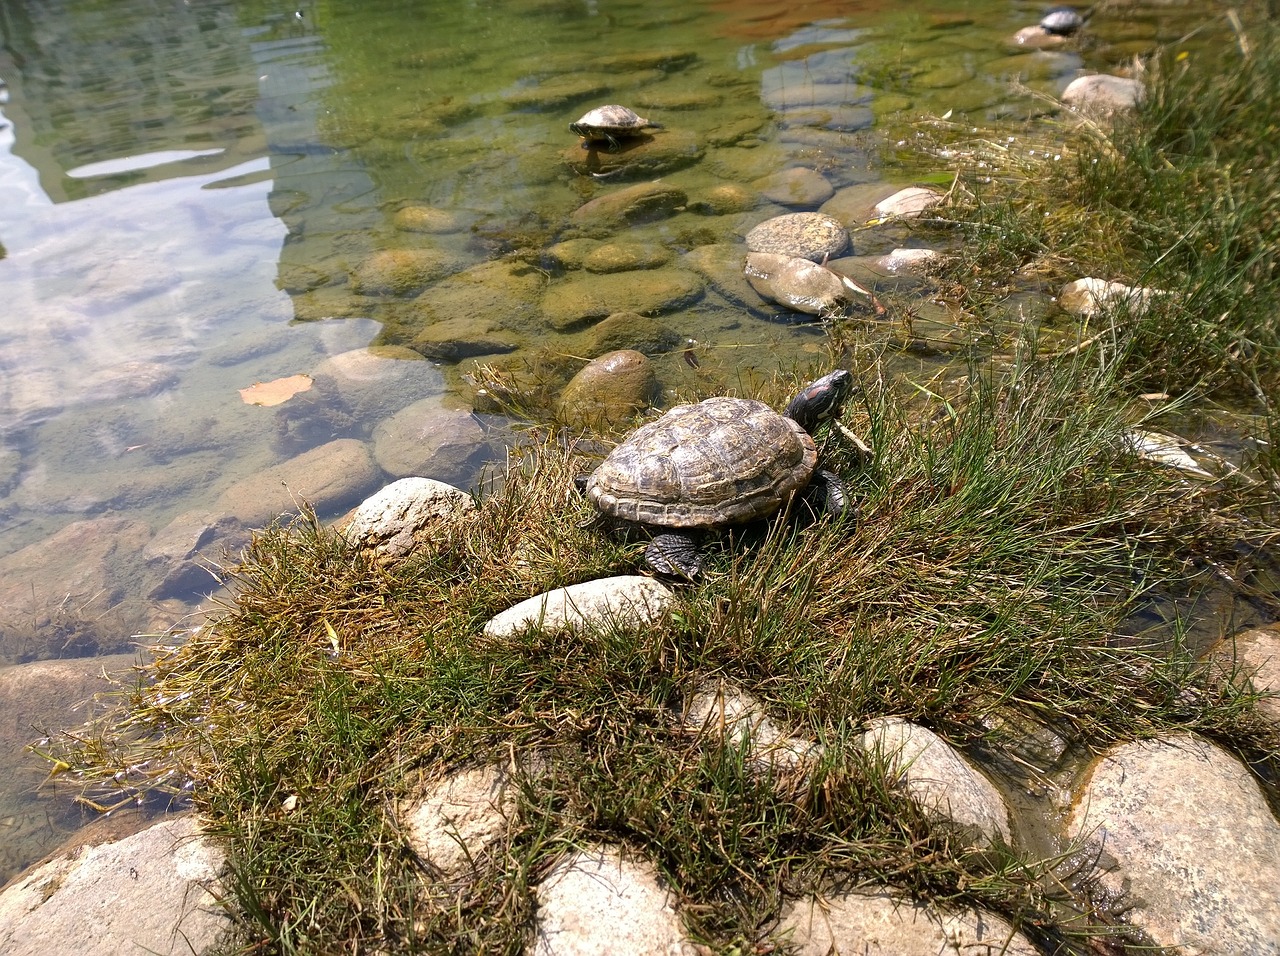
xmin=0 ymin=0 xmax=1230 ymax=881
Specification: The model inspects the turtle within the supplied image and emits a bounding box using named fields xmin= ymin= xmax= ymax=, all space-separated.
xmin=1040 ymin=6 xmax=1085 ymax=36
xmin=569 ymin=104 xmax=661 ymax=151
xmin=585 ymin=369 xmax=856 ymax=578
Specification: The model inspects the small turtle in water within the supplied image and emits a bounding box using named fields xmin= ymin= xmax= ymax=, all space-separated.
xmin=1040 ymin=6 xmax=1085 ymax=36
xmin=585 ymin=370 xmax=857 ymax=578
xmin=569 ymin=104 xmax=661 ymax=151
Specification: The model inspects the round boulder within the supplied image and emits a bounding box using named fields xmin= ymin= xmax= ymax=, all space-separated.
xmin=557 ymin=350 xmax=658 ymax=431
xmin=343 ymin=477 xmax=475 ymax=563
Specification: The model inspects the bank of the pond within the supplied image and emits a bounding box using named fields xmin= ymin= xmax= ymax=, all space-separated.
xmin=7 ymin=4 xmax=1280 ymax=954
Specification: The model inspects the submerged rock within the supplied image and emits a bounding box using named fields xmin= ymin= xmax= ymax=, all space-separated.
xmin=753 ymin=167 xmax=835 ymax=208
xmin=351 ymin=248 xmax=462 ymax=296
xmin=540 ymin=268 xmax=703 ymax=331
xmin=483 ymin=576 xmax=674 ymax=639
xmin=562 ymin=128 xmax=703 ymax=180
xmin=557 ymin=349 xmax=658 ymax=431
xmin=580 ymin=312 xmax=682 ymax=357
xmin=214 ymin=439 xmax=382 ymax=529
xmin=392 ymin=204 xmax=465 ymax=234
xmin=569 ymin=181 xmax=688 ymax=230
xmin=372 ymin=402 xmax=490 ymax=486
xmin=532 ymin=845 xmax=694 ymax=956
xmin=745 ymin=212 xmax=849 ymax=262
xmin=1067 ymin=735 xmax=1280 ymax=955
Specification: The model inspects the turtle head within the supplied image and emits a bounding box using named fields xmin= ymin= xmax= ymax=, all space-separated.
xmin=783 ymin=370 xmax=854 ymax=433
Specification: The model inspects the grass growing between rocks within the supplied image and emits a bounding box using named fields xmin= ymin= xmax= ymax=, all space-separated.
xmin=912 ymin=11 xmax=1280 ymax=477
xmin=43 ymin=345 xmax=1279 ymax=954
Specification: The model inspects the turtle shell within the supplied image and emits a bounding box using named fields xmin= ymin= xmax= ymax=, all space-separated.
xmin=587 ymin=397 xmax=818 ymax=529
xmin=570 ymin=104 xmax=651 ymax=135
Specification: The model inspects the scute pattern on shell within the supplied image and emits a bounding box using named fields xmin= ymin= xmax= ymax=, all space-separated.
xmin=572 ymin=104 xmax=651 ymax=133
xmin=587 ymin=397 xmax=818 ymax=529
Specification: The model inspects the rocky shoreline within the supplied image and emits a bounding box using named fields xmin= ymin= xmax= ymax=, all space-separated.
xmin=3 ymin=476 xmax=1278 ymax=954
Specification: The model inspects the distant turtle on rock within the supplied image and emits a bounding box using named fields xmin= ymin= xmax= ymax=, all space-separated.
xmin=585 ymin=370 xmax=858 ymax=578
xmin=569 ymin=104 xmax=661 ymax=151
xmin=1040 ymin=6 xmax=1085 ymax=35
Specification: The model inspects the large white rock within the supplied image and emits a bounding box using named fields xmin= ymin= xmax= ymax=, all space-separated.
xmin=778 ymin=888 xmax=1040 ymax=955
xmin=1062 ymin=74 xmax=1145 ymax=113
xmin=1058 ymin=277 xmax=1159 ymax=317
xmin=873 ymin=186 xmax=943 ymax=220
xmin=1066 ymin=735 xmax=1280 ymax=955
xmin=0 ymin=815 xmax=230 ymax=956
xmin=343 ymin=477 xmax=475 ymax=562
xmin=860 ymin=717 xmax=1012 ymax=848
xmin=482 ymin=576 xmax=673 ymax=639
xmin=531 ymin=845 xmax=694 ymax=956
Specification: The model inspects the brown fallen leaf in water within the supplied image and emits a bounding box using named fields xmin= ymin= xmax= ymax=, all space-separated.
xmin=239 ymin=373 xmax=313 ymax=407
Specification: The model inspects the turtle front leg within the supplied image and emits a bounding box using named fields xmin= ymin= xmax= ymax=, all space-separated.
xmin=801 ymin=469 xmax=852 ymax=519
xmin=646 ymin=532 xmax=703 ymax=579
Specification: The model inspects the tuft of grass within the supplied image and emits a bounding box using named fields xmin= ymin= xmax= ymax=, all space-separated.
xmin=916 ymin=13 xmax=1280 ymax=484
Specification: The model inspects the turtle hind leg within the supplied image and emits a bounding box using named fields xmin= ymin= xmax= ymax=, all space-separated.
xmin=801 ymin=469 xmax=853 ymax=520
xmin=646 ymin=532 xmax=703 ymax=579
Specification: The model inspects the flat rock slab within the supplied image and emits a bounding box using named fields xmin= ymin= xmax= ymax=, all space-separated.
xmin=861 ymin=717 xmax=1011 ymax=848
xmin=214 ymin=438 xmax=383 ymax=528
xmin=779 ymin=888 xmax=1040 ymax=955
xmin=532 ymin=845 xmax=694 ymax=956
xmin=745 ymin=212 xmax=849 ymax=262
xmin=1067 ymin=734 xmax=1280 ymax=955
xmin=0 ymin=815 xmax=230 ymax=956
xmin=483 ymin=576 xmax=674 ymax=639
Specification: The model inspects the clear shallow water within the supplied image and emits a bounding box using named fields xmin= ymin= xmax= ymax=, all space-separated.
xmin=0 ymin=0 xmax=1229 ymax=880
